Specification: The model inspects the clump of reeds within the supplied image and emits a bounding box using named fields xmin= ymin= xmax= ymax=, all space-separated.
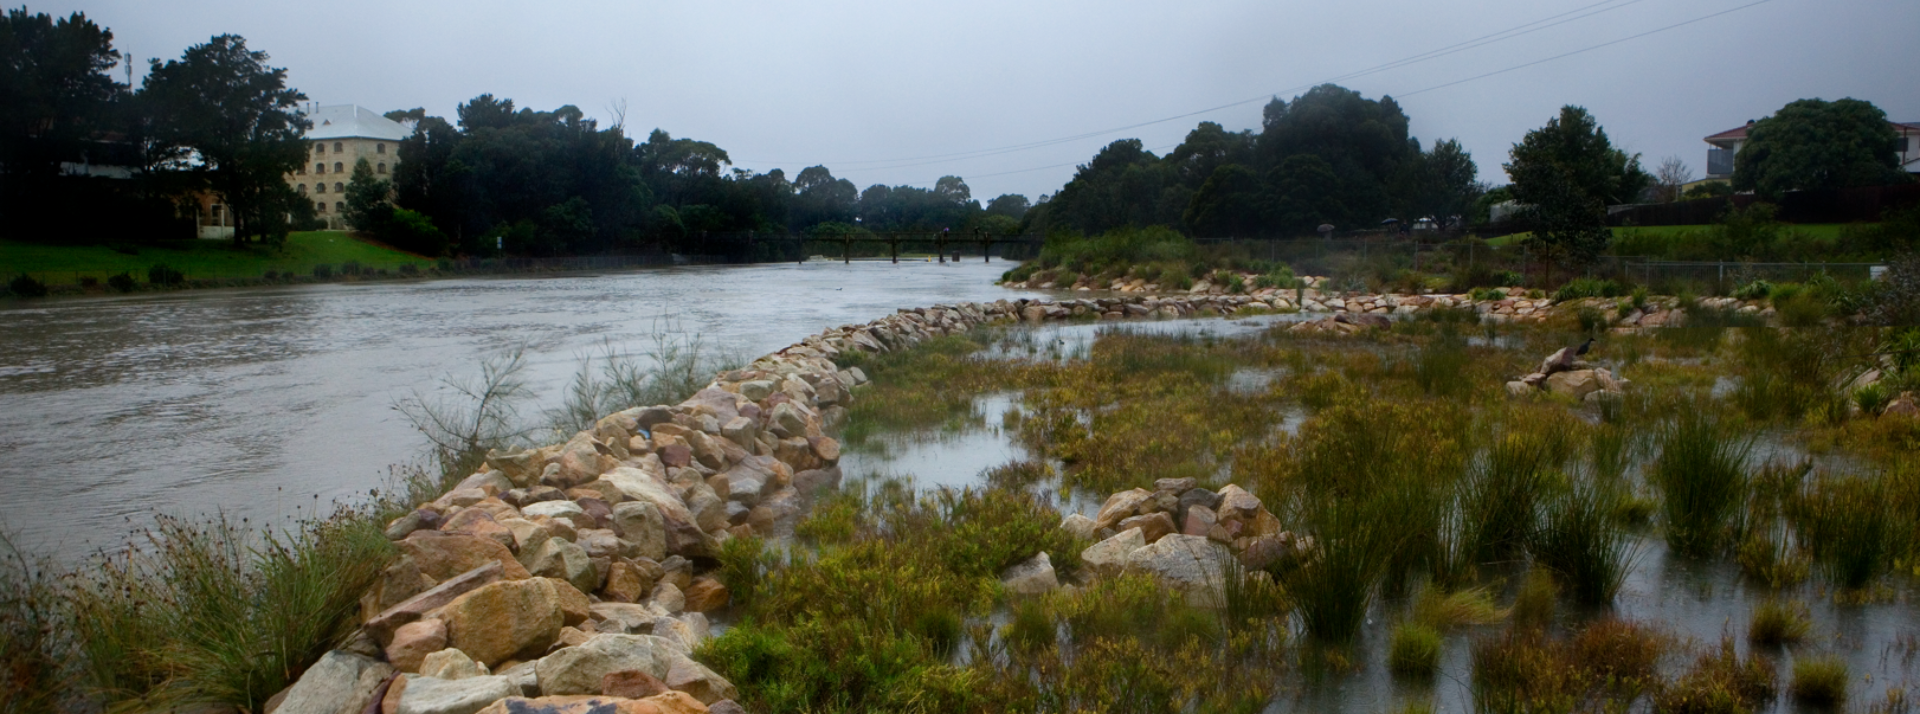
xmin=1460 ymin=431 xmax=1556 ymax=561
xmin=1792 ymin=472 xmax=1893 ymax=590
xmin=0 ymin=529 xmax=67 ymax=714
xmin=1511 ymin=569 xmax=1559 ymax=633
xmin=1652 ymin=410 xmax=1754 ymax=557
xmin=1389 ymin=622 xmax=1443 ymax=679
xmin=65 ymin=508 xmax=394 ymax=710
xmin=1652 ymin=638 xmax=1779 ymax=713
xmin=1792 ymin=654 xmax=1850 ymax=707
xmin=1532 ymin=479 xmax=1637 ymax=606
xmin=1410 ymin=584 xmax=1504 ymax=630
xmin=1749 ymin=599 xmax=1812 ymax=647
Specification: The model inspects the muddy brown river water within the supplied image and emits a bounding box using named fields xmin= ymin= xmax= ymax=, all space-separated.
xmin=0 ymin=260 xmax=1040 ymax=558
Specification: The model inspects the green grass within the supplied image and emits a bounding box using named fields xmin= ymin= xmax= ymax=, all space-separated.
xmin=1791 ymin=655 xmax=1849 ymax=706
xmin=2 ymin=232 xmax=433 ymax=286
xmin=1389 ymin=622 xmax=1443 ymax=678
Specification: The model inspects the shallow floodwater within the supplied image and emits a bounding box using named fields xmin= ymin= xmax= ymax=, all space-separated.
xmin=842 ymin=316 xmax=1920 ymax=714
xmin=0 ymin=260 xmax=1042 ymax=558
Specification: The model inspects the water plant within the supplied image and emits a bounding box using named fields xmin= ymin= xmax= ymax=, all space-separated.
xmin=1791 ymin=654 xmax=1849 ymax=707
xmin=1791 ymin=472 xmax=1893 ymax=590
xmin=1652 ymin=410 xmax=1754 ymax=557
xmin=1748 ymin=599 xmax=1811 ymax=647
xmin=1653 ymin=638 xmax=1778 ymax=713
xmin=1532 ymin=479 xmax=1636 ymax=606
xmin=1388 ymin=622 xmax=1442 ymax=678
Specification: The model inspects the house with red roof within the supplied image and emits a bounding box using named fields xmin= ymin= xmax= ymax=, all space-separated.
xmin=1703 ymin=120 xmax=1920 ymax=180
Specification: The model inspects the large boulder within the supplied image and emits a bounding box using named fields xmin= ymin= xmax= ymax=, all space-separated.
xmin=610 ymin=501 xmax=668 ymax=561
xmin=534 ymin=634 xmax=678 ymax=696
xmin=389 ymin=674 xmax=520 ymax=714
xmin=519 ymin=537 xmax=598 ymax=595
xmin=438 ymin=578 xmax=565 ymax=668
xmin=386 ymin=619 xmax=449 ymax=673
xmin=366 ymin=561 xmax=505 ymax=640
xmin=1081 ymin=528 xmax=1146 ymax=576
xmin=400 ymin=532 xmax=533 ymax=583
xmin=1125 ymin=534 xmax=1231 ymax=607
xmin=1093 ymin=489 xmax=1154 ymax=530
xmin=1545 ymin=370 xmax=1602 ymax=400
xmin=1000 ymin=552 xmax=1059 ymax=595
xmin=273 ymin=651 xmax=394 ymax=714
xmin=664 ymin=655 xmax=738 ymax=704
xmin=1213 ymin=485 xmax=1261 ymax=522
xmin=1117 ymin=512 xmax=1177 ymax=543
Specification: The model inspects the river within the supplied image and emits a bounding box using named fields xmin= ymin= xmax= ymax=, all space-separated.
xmin=0 ymin=260 xmax=1041 ymax=558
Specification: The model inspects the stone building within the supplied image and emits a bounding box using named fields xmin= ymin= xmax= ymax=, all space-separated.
xmin=287 ymin=105 xmax=410 ymax=229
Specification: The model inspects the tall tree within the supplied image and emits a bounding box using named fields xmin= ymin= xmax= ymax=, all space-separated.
xmin=1651 ymin=156 xmax=1694 ymax=203
xmin=140 ymin=34 xmax=309 ymax=245
xmin=1505 ymin=106 xmax=1649 ymax=277
xmin=343 ymin=157 xmax=389 ymax=232
xmin=1733 ymin=98 xmax=1911 ymax=199
xmin=0 ymin=8 xmax=123 ymax=179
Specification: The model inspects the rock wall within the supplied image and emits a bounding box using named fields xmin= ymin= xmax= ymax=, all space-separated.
xmin=291 ymin=284 xmax=1717 ymax=714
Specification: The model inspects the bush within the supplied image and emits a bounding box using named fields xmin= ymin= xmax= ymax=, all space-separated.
xmin=147 ymin=264 xmax=185 ymax=286
xmin=1792 ymin=473 xmax=1892 ymax=589
xmin=339 ymin=261 xmax=362 ymax=276
xmin=1748 ymin=599 xmax=1810 ymax=646
xmin=1791 ymin=655 xmax=1849 ymax=706
xmin=1654 ymin=639 xmax=1778 ymax=714
xmin=1389 ymin=622 xmax=1443 ymax=678
xmin=397 ymin=263 xmax=419 ymax=276
xmin=107 ymin=272 xmax=136 ymax=293
xmin=1652 ymin=410 xmax=1753 ymax=556
xmin=8 ymin=273 xmax=49 ymax=298
xmin=1470 ymin=287 xmax=1507 ymax=301
xmin=1732 ymin=279 xmax=1774 ymax=301
xmin=311 ymin=264 xmax=333 ymax=279
xmin=1554 ymin=277 xmax=1625 ymax=302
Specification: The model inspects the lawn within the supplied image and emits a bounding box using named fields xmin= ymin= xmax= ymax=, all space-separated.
xmin=2 ymin=232 xmax=433 ymax=285
xmin=1487 ymin=223 xmax=1854 ymax=248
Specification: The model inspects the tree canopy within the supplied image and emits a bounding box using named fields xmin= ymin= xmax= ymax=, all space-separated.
xmin=1733 ymin=97 xmax=1912 ymax=199
xmin=1504 ymin=105 xmax=1649 ymax=273
xmin=1038 ymin=84 xmax=1482 ymax=238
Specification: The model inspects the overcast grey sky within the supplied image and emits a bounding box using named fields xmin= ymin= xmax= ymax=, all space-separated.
xmin=41 ymin=0 xmax=1920 ymax=202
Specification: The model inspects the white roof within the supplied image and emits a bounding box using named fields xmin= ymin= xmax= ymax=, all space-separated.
xmin=303 ymin=105 xmax=410 ymax=142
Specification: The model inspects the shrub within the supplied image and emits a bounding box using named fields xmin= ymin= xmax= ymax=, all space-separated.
xmin=1748 ymin=599 xmax=1811 ymax=646
xmin=311 ymin=264 xmax=333 ymax=279
xmin=1511 ymin=569 xmax=1558 ymax=632
xmin=1411 ymin=586 xmax=1503 ymax=630
xmin=1855 ymin=383 xmax=1892 ymax=415
xmin=1554 ymin=277 xmax=1625 ymax=302
xmin=147 ymin=264 xmax=184 ymax=286
xmin=1533 ymin=480 xmax=1636 ymax=606
xmin=1791 ymin=655 xmax=1849 ymax=706
xmin=1732 ymin=279 xmax=1774 ymax=301
xmin=1 ymin=530 xmax=65 ymax=714
xmin=1389 ymin=622 xmax=1442 ymax=678
xmin=398 ymin=263 xmax=419 ymax=276
xmin=8 ymin=273 xmax=49 ymax=298
xmin=339 ymin=261 xmax=362 ymax=276
xmin=1792 ymin=473 xmax=1892 ymax=589
xmin=107 ymin=272 xmax=135 ymax=293
xmin=1654 ymin=639 xmax=1778 ymax=714
xmin=1470 ymin=287 xmax=1507 ymax=302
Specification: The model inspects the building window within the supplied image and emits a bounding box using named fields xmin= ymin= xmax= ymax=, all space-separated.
xmin=377 ymin=162 xmax=387 ymax=174
xmin=317 ymin=201 xmax=327 ymax=212
xmin=377 ymin=143 xmax=386 ymax=154
xmin=333 ymin=142 xmax=343 ymax=153
xmin=335 ymin=202 xmax=345 ymax=214
xmin=315 ymin=183 xmax=325 ymax=194
xmin=333 ymin=162 xmax=343 ymax=173
xmin=211 ymin=204 xmax=223 ymax=222
xmin=315 ymin=142 xmax=325 ymax=154
xmin=1899 ymin=137 xmax=1912 ymax=153
xmin=297 ymin=184 xmax=307 ymax=194
xmin=334 ymin=182 xmax=344 ymax=193
xmin=315 ymin=163 xmax=325 ymax=174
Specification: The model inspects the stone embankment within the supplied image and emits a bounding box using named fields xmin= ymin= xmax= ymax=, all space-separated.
xmin=276 ymin=283 xmax=1735 ymax=714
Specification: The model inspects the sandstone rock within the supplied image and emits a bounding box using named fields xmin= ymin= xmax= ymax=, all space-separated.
xmin=386 ymin=510 xmax=437 ymax=540
xmin=1125 ymin=534 xmax=1230 ymax=607
xmin=390 ymin=674 xmax=519 ymax=714
xmin=768 ymin=402 xmax=809 ymax=438
xmin=1000 ymin=552 xmax=1058 ymax=595
xmin=1081 ymin=527 xmax=1146 ymax=576
xmin=519 ymin=537 xmax=598 ymax=595
xmin=681 ymin=577 xmax=730 ymax=613
xmin=1178 ymin=488 xmax=1222 ymax=516
xmin=1888 ymin=392 xmax=1920 ymax=417
xmin=534 ymin=634 xmax=678 ymax=696
xmin=1214 ymin=485 xmax=1261 ymax=522
xmin=649 ymin=581 xmax=686 ymax=615
xmin=523 ymin=500 xmax=587 ymax=522
xmin=486 ymin=448 xmax=543 ymax=487
xmin=439 ymin=578 xmax=565 ymax=668
xmin=401 ymin=532 xmax=532 ymax=583
xmin=603 ymin=669 xmax=671 ymax=698
xmin=1505 ymin=380 xmax=1533 ymax=397
xmin=590 ymin=603 xmax=664 ymax=635
xmin=1545 ymin=369 xmax=1602 ymax=400
xmin=706 ymin=701 xmax=746 ymax=714
xmin=420 ymin=648 xmax=490 ymax=680
xmin=1059 ymin=513 xmax=1097 ymax=541
xmin=441 ymin=509 xmax=515 ymax=551
xmin=602 ymin=560 xmax=656 ymax=603
xmin=387 ymin=619 xmax=449 ymax=673
xmin=1117 ymin=512 xmax=1177 ymax=543
xmin=1093 ymin=488 xmax=1154 ymax=530
xmin=272 ymin=651 xmax=394 ymax=714
xmin=664 ymin=655 xmax=737 ymax=704
xmin=1182 ymin=505 xmax=1217 ymax=538
xmin=364 ymin=560 xmax=503 ymax=637
xmin=609 ymin=501 xmax=668 ymax=561
xmin=1153 ymin=477 xmax=1196 ymax=494
xmin=545 ymin=577 xmax=592 ymax=627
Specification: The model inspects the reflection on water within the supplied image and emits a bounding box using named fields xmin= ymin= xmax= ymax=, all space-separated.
xmin=0 ymin=261 xmax=1042 ymax=557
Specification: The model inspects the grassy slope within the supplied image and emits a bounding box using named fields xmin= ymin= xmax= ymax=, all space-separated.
xmin=2 ymin=232 xmax=432 ymax=283
xmin=1487 ymin=223 xmax=1854 ymax=248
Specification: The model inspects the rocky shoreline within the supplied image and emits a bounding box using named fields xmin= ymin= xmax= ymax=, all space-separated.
xmin=274 ymin=284 xmax=1758 ymax=714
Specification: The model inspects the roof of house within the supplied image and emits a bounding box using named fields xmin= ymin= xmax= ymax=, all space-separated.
xmin=1706 ymin=120 xmax=1920 ymax=143
xmin=303 ymin=105 xmax=410 ymax=142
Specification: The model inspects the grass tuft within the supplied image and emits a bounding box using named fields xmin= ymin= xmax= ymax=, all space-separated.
xmin=1388 ymin=622 xmax=1443 ymax=679
xmin=1791 ymin=654 xmax=1849 ymax=707
xmin=1748 ymin=599 xmax=1811 ymax=647
xmin=1652 ymin=410 xmax=1754 ymax=557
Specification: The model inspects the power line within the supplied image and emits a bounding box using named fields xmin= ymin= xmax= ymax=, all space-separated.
xmin=1397 ymin=0 xmax=1783 ymax=97
xmin=910 ymin=0 xmax=1783 ymax=187
xmin=743 ymin=0 xmax=1654 ymax=171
